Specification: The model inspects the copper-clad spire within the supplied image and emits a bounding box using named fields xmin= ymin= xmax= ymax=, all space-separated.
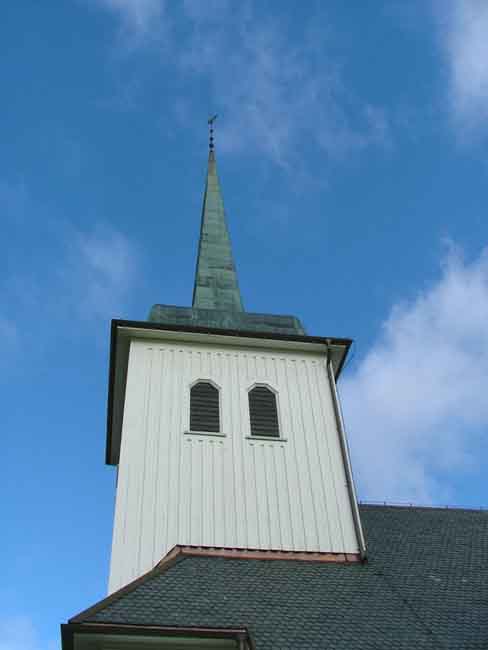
xmin=192 ymin=117 xmax=244 ymax=312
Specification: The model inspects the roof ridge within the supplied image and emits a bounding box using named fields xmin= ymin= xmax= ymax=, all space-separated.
xmin=359 ymin=501 xmax=487 ymax=512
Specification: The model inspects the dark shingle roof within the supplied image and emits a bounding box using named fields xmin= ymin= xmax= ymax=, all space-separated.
xmin=78 ymin=505 xmax=488 ymax=649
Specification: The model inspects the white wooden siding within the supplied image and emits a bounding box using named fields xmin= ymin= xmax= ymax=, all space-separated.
xmin=109 ymin=338 xmax=359 ymax=593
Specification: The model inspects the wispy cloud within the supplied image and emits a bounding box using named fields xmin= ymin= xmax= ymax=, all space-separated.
xmin=0 ymin=180 xmax=29 ymax=222
xmin=0 ymin=616 xmax=56 ymax=650
xmin=437 ymin=0 xmax=488 ymax=135
xmin=95 ymin=1 xmax=390 ymax=167
xmin=68 ymin=224 xmax=137 ymax=319
xmin=97 ymin=0 xmax=167 ymax=44
xmin=1 ymin=173 xmax=138 ymax=357
xmin=2 ymin=218 xmax=138 ymax=363
xmin=181 ymin=8 xmax=390 ymax=167
xmin=0 ymin=315 xmax=19 ymax=371
xmin=0 ymin=317 xmax=18 ymax=345
xmin=341 ymin=242 xmax=488 ymax=503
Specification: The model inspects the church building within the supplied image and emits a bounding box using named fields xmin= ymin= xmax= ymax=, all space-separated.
xmin=61 ymin=127 xmax=488 ymax=649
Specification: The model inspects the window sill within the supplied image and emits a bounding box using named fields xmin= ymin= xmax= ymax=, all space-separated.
xmin=184 ymin=430 xmax=227 ymax=437
xmin=245 ymin=435 xmax=287 ymax=442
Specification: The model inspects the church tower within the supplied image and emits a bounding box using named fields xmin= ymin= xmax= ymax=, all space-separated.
xmin=105 ymin=128 xmax=366 ymax=594
xmin=62 ymin=125 xmax=488 ymax=650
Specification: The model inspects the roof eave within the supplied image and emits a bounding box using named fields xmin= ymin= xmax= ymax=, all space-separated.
xmin=61 ymin=622 xmax=252 ymax=650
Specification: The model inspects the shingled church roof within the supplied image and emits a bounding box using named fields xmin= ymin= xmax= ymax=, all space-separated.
xmin=67 ymin=504 xmax=488 ymax=649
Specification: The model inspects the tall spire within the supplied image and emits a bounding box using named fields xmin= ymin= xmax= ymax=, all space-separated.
xmin=192 ymin=118 xmax=244 ymax=312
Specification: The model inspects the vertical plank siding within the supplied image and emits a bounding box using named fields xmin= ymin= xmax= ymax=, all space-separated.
xmin=109 ymin=339 xmax=359 ymax=593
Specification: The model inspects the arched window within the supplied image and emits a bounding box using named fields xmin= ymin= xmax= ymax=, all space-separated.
xmin=248 ymin=385 xmax=280 ymax=437
xmin=190 ymin=381 xmax=220 ymax=433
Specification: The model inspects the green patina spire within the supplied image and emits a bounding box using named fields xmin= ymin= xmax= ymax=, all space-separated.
xmin=192 ymin=124 xmax=244 ymax=312
xmin=148 ymin=120 xmax=306 ymax=337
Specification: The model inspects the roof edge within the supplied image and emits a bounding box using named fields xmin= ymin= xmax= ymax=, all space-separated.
xmin=61 ymin=623 xmax=252 ymax=650
xmin=358 ymin=502 xmax=488 ymax=513
xmin=69 ymin=546 xmax=184 ymax=623
xmin=111 ymin=318 xmax=352 ymax=349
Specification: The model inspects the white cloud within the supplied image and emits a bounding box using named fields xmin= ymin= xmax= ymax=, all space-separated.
xmin=0 ymin=180 xmax=28 ymax=222
xmin=1 ymin=174 xmax=137 ymax=347
xmin=1 ymin=222 xmax=137 ymax=358
xmin=183 ymin=5 xmax=391 ymax=166
xmin=97 ymin=1 xmax=390 ymax=167
xmin=182 ymin=0 xmax=230 ymax=21
xmin=438 ymin=0 xmax=488 ymax=133
xmin=68 ymin=224 xmax=137 ymax=320
xmin=0 ymin=617 xmax=56 ymax=650
xmin=97 ymin=0 xmax=166 ymax=41
xmin=341 ymin=243 xmax=488 ymax=503
xmin=0 ymin=316 xmax=18 ymax=346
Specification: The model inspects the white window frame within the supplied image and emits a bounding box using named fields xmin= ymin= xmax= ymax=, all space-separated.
xmin=245 ymin=382 xmax=286 ymax=441
xmin=185 ymin=378 xmax=225 ymax=437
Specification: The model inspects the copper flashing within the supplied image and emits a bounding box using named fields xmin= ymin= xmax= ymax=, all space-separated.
xmin=169 ymin=545 xmax=361 ymax=563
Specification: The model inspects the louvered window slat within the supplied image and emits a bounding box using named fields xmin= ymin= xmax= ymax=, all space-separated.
xmin=249 ymin=386 xmax=280 ymax=437
xmin=190 ymin=382 xmax=220 ymax=432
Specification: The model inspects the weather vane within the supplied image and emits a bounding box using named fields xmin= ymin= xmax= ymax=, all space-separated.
xmin=208 ymin=114 xmax=218 ymax=151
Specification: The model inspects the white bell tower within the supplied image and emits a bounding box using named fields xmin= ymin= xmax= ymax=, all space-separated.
xmin=105 ymin=134 xmax=366 ymax=594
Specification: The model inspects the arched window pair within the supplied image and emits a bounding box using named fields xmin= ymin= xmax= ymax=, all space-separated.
xmin=189 ymin=382 xmax=280 ymax=437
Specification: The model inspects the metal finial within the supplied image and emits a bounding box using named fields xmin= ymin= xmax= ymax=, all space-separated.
xmin=208 ymin=114 xmax=218 ymax=151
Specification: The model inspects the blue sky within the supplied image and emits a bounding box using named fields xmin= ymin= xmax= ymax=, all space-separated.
xmin=2 ymin=1 xmax=488 ymax=648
